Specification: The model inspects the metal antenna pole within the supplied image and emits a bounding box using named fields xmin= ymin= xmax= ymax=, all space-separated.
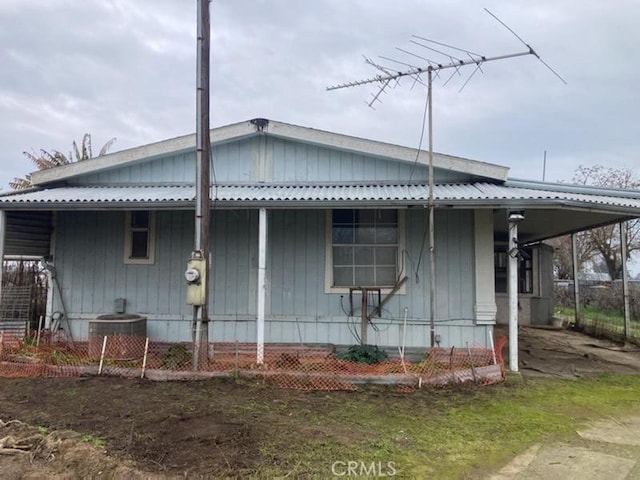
xmin=427 ymin=68 xmax=436 ymax=347
xmin=193 ymin=0 xmax=211 ymax=369
xmin=328 ymin=16 xmax=565 ymax=358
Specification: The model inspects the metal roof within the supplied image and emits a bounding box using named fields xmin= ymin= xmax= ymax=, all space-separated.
xmin=2 ymin=182 xmax=640 ymax=214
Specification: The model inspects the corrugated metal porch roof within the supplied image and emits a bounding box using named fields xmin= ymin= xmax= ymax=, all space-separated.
xmin=2 ymin=182 xmax=640 ymax=214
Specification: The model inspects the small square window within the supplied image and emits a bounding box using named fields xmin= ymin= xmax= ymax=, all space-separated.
xmin=124 ymin=211 xmax=155 ymax=264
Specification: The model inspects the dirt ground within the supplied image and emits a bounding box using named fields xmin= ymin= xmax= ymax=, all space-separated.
xmin=503 ymin=325 xmax=640 ymax=377
xmin=1 ymin=326 xmax=639 ymax=478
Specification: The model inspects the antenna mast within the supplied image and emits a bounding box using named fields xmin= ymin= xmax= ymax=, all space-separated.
xmin=327 ymin=11 xmax=563 ymax=353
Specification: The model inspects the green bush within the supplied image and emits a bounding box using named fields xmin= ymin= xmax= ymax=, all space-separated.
xmin=340 ymin=344 xmax=388 ymax=364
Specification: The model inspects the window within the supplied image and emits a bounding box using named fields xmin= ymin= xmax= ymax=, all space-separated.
xmin=494 ymin=248 xmax=533 ymax=294
xmin=329 ymin=209 xmax=400 ymax=289
xmin=124 ymin=211 xmax=155 ymax=264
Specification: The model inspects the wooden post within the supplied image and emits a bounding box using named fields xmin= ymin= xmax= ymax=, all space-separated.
xmin=192 ymin=0 xmax=211 ymax=369
xmin=98 ymin=336 xmax=108 ymax=375
xmin=141 ymin=337 xmax=149 ymax=379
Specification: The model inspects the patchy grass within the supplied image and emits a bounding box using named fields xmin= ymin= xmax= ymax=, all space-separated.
xmin=2 ymin=375 xmax=640 ymax=478
xmin=239 ymin=375 xmax=640 ymax=478
xmin=556 ymin=306 xmax=640 ymax=342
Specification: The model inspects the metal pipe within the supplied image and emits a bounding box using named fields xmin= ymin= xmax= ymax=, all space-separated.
xmin=620 ymin=222 xmax=631 ymax=339
xmin=507 ymin=214 xmax=521 ymax=372
xmin=427 ymin=69 xmax=436 ymax=347
xmin=194 ymin=0 xmax=210 ymax=254
xmin=256 ymin=208 xmax=267 ymax=364
xmin=571 ymin=233 xmax=581 ymax=328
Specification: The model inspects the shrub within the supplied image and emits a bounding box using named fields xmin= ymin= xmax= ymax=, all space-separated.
xmin=340 ymin=344 xmax=388 ymax=364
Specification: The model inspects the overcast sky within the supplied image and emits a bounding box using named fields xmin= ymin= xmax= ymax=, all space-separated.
xmin=1 ymin=0 xmax=639 ymax=190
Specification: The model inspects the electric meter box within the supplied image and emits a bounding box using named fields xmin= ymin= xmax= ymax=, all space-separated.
xmin=185 ymin=258 xmax=206 ymax=305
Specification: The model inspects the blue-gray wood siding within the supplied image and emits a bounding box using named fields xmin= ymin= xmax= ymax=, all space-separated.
xmin=70 ymin=136 xmax=473 ymax=185
xmin=53 ymin=208 xmax=480 ymax=347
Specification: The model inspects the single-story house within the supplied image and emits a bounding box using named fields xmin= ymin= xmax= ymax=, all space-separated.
xmin=1 ymin=119 xmax=639 ymax=363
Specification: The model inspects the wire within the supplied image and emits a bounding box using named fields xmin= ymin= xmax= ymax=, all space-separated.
xmin=408 ymin=88 xmax=430 ymax=183
xmin=413 ymin=209 xmax=429 ymax=283
xmin=340 ymin=295 xmax=361 ymax=344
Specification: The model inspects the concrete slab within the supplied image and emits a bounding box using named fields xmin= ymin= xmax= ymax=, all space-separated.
xmin=577 ymin=417 xmax=640 ymax=447
xmin=492 ymin=445 xmax=636 ymax=480
xmin=524 ymin=445 xmax=635 ymax=479
xmin=489 ymin=445 xmax=540 ymax=480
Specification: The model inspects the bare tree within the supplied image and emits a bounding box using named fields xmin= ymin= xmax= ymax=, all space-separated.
xmin=10 ymin=134 xmax=116 ymax=190
xmin=549 ymin=232 xmax=595 ymax=279
xmin=569 ymin=165 xmax=640 ymax=280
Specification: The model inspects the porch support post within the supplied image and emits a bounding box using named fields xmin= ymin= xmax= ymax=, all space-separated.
xmin=256 ymin=207 xmax=268 ymax=364
xmin=473 ymin=210 xmax=497 ymax=325
xmin=620 ymin=222 xmax=631 ymax=339
xmin=0 ymin=210 xmax=5 ymax=303
xmin=571 ymin=234 xmax=581 ymax=328
xmin=44 ymin=212 xmax=56 ymax=330
xmin=508 ymin=212 xmax=524 ymax=372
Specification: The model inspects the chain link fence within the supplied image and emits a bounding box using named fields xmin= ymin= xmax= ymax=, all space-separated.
xmin=555 ymin=279 xmax=640 ymax=344
xmin=0 ymin=332 xmax=506 ymax=391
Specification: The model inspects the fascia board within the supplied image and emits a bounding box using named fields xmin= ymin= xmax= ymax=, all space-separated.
xmin=30 ymin=121 xmax=257 ymax=186
xmin=264 ymin=120 xmax=509 ymax=181
xmin=30 ymin=118 xmax=510 ymax=186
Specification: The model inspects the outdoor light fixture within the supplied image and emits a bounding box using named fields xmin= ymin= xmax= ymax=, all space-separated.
xmin=508 ymin=211 xmax=525 ymax=223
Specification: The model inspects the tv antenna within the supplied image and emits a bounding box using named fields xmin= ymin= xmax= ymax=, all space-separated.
xmin=327 ymin=9 xmax=565 ymax=351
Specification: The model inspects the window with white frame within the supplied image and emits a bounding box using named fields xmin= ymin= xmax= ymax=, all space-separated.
xmin=124 ymin=211 xmax=155 ymax=264
xmin=329 ymin=209 xmax=399 ymax=288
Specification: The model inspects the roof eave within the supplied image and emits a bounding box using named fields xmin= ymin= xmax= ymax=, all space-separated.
xmin=30 ymin=120 xmax=258 ymax=186
xmin=29 ymin=119 xmax=510 ymax=187
xmin=436 ymin=198 xmax=640 ymax=216
xmin=267 ymin=121 xmax=509 ymax=181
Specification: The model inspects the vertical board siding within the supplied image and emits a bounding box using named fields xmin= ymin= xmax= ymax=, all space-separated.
xmin=55 ymin=207 xmax=482 ymax=347
xmin=68 ymin=138 xmax=256 ymax=185
xmin=65 ymin=135 xmax=476 ymax=186
xmin=270 ymin=137 xmax=422 ymax=183
xmin=211 ymin=210 xmax=257 ymax=315
xmin=56 ymin=211 xmax=192 ymax=317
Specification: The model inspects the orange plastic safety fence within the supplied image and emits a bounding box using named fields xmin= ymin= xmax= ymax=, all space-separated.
xmin=0 ymin=334 xmax=506 ymax=392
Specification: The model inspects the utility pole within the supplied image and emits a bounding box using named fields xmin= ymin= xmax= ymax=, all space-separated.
xmin=189 ymin=0 xmax=211 ymax=369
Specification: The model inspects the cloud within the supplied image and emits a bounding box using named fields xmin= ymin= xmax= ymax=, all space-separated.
xmin=1 ymin=0 xmax=639 ymax=189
